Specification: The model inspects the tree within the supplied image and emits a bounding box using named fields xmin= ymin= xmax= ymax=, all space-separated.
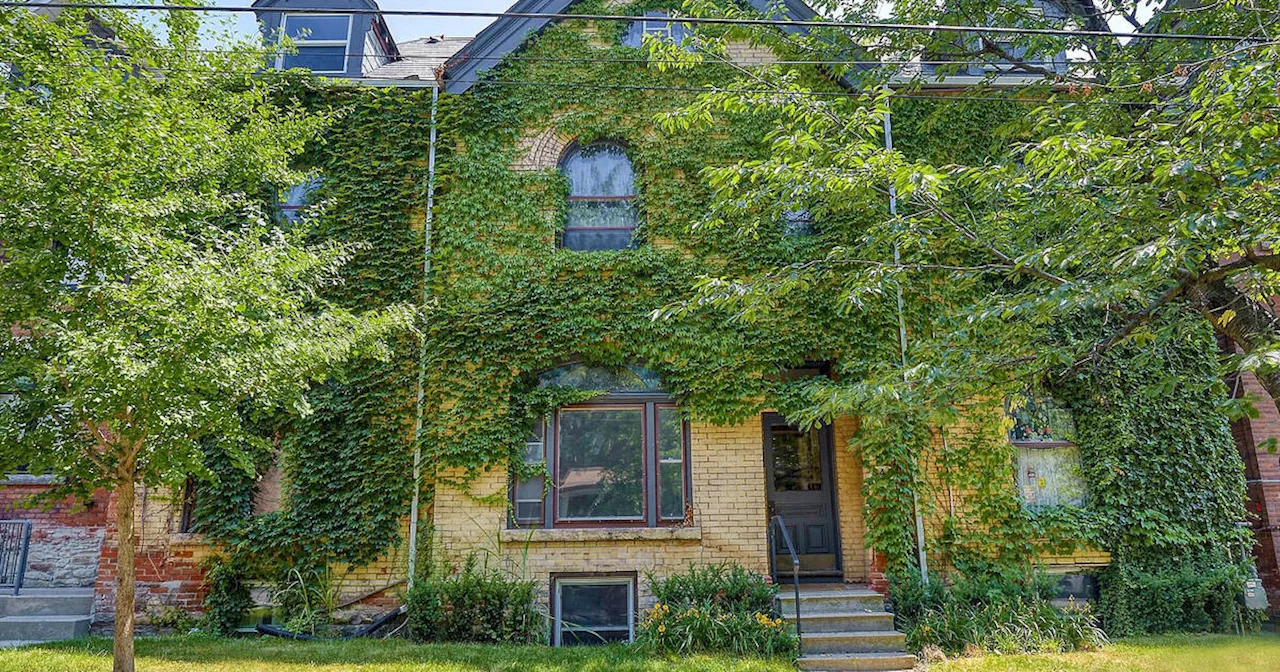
xmin=658 ymin=0 xmax=1280 ymax=415
xmin=0 ymin=9 xmax=411 ymax=672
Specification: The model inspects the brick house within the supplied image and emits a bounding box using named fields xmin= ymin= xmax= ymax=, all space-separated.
xmin=0 ymin=0 xmax=1262 ymax=656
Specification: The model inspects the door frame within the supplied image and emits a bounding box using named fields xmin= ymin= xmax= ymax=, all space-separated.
xmin=762 ymin=412 xmax=843 ymax=578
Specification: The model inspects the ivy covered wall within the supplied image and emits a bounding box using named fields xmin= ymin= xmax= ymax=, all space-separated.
xmin=191 ymin=0 xmax=1251 ymax=634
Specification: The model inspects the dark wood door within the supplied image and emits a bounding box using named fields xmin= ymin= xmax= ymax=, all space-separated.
xmin=763 ymin=413 xmax=840 ymax=577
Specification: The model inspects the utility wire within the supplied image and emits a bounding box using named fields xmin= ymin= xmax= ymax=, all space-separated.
xmin=0 ymin=2 xmax=1259 ymax=42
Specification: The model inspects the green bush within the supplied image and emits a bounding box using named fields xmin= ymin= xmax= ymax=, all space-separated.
xmin=637 ymin=564 xmax=795 ymax=657
xmin=405 ymin=557 xmax=541 ymax=644
xmin=198 ymin=556 xmax=254 ymax=637
xmin=1097 ymin=560 xmax=1259 ymax=637
xmin=892 ymin=570 xmax=1107 ymax=657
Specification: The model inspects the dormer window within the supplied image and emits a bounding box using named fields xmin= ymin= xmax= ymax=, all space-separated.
xmin=277 ymin=14 xmax=352 ymax=74
xmin=623 ymin=11 xmax=692 ymax=48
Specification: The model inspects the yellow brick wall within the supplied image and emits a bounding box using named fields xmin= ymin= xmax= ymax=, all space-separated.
xmin=433 ymin=418 xmax=775 ymax=608
xmin=833 ymin=415 xmax=870 ymax=582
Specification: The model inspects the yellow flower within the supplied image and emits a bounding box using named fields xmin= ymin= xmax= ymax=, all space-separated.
xmin=658 ymin=625 xmax=666 ymax=633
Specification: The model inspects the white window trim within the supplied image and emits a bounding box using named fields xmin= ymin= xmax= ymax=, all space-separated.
xmin=276 ymin=13 xmax=353 ymax=75
xmin=553 ymin=576 xmax=635 ymax=646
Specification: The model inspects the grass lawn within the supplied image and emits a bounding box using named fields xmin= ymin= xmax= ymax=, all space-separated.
xmin=2 ymin=634 xmax=1278 ymax=672
xmin=933 ymin=634 xmax=1280 ymax=672
xmin=0 ymin=636 xmax=794 ymax=672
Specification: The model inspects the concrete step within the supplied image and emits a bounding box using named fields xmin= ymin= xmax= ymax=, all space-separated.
xmin=778 ymin=589 xmax=886 ymax=615
xmin=800 ymin=630 xmax=909 ymax=655
xmin=0 ymin=615 xmax=91 ymax=641
xmin=0 ymin=590 xmax=94 ymax=617
xmin=796 ymin=652 xmax=918 ymax=671
xmin=796 ymin=611 xmax=897 ymax=633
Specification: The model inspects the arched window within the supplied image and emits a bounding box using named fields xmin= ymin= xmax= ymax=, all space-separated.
xmin=1006 ymin=393 xmax=1086 ymax=507
xmin=561 ymin=143 xmax=638 ymax=251
xmin=512 ymin=364 xmax=689 ymax=528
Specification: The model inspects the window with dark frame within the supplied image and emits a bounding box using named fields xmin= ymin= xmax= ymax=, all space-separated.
xmin=622 ymin=11 xmax=693 ymax=49
xmin=560 ymin=143 xmax=638 ymax=251
xmin=277 ymin=177 xmax=322 ymax=224
xmin=178 ymin=476 xmax=198 ymax=534
xmin=277 ymin=14 xmax=351 ymax=74
xmin=553 ymin=574 xmax=636 ymax=646
xmin=1006 ymin=393 xmax=1087 ymax=508
xmin=512 ymin=364 xmax=690 ymax=528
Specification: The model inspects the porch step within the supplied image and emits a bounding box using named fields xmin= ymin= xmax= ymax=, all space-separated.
xmin=796 ymin=652 xmax=919 ymax=671
xmin=0 ymin=589 xmax=94 ymax=617
xmin=779 ymin=584 xmax=915 ymax=672
xmin=797 ymin=611 xmax=896 ymax=632
xmin=801 ymin=630 xmax=908 ymax=655
xmin=0 ymin=615 xmax=90 ymax=641
xmin=777 ymin=588 xmax=886 ymax=614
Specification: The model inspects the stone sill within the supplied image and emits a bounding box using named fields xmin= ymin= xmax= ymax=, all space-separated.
xmin=499 ymin=526 xmax=701 ymax=544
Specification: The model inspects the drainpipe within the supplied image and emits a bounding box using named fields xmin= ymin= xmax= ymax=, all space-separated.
xmin=883 ymin=98 xmax=929 ymax=585
xmin=407 ymin=81 xmax=441 ymax=591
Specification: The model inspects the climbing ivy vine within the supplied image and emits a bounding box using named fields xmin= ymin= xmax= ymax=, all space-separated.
xmin=192 ymin=1 xmax=1252 ymax=635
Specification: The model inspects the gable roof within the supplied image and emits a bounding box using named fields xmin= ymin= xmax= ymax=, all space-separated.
xmin=364 ymin=36 xmax=471 ymax=82
xmin=441 ymin=0 xmax=835 ymax=94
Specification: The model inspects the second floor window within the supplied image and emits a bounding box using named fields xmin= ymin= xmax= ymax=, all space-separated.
xmin=278 ymin=14 xmax=351 ymax=74
xmin=561 ymin=143 xmax=638 ymax=251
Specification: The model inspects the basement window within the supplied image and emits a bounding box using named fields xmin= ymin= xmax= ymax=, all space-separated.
xmin=1007 ymin=394 xmax=1087 ymax=508
xmin=553 ymin=575 xmax=636 ymax=646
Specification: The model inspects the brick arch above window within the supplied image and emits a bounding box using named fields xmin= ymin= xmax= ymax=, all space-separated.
xmin=511 ymin=126 xmax=575 ymax=172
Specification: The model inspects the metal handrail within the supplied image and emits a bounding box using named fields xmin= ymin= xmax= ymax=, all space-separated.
xmin=0 ymin=521 xmax=32 ymax=596
xmin=769 ymin=514 xmax=802 ymax=651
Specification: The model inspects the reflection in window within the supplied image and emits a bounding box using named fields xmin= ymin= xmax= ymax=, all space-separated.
xmin=782 ymin=209 xmax=815 ymax=238
xmin=771 ymin=424 xmax=824 ymax=492
xmin=557 ymin=408 xmax=645 ymax=521
xmin=512 ymin=423 xmax=547 ymax=526
xmin=622 ymin=11 xmax=692 ymax=48
xmin=278 ymin=178 xmax=322 ymax=224
xmin=539 ymin=363 xmax=662 ymax=392
xmin=561 ymin=143 xmax=638 ymax=251
xmin=1007 ymin=394 xmax=1086 ymax=507
xmin=278 ymin=14 xmax=351 ymax=73
xmin=554 ymin=576 xmax=635 ymax=646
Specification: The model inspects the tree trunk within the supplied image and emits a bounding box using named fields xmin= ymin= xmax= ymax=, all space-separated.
xmin=112 ymin=462 xmax=136 ymax=672
xmin=1186 ymin=278 xmax=1280 ymax=417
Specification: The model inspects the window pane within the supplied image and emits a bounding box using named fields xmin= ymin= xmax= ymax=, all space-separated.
xmin=1006 ymin=395 xmax=1077 ymax=444
xmin=1017 ymin=444 xmax=1087 ymax=507
xmin=564 ymin=145 xmax=635 ymax=197
xmin=540 ymin=364 xmax=662 ymax=393
xmin=566 ymin=201 xmax=638 ymax=229
xmin=771 ymin=426 xmax=823 ymax=492
xmin=562 ymin=228 xmax=634 ymax=252
xmin=783 ymin=209 xmax=815 ymax=237
xmin=659 ymin=462 xmax=684 ymax=520
xmin=561 ymin=628 xmax=631 ymax=646
xmin=657 ymin=408 xmax=682 ymax=460
xmin=282 ymin=47 xmax=346 ymax=72
xmin=557 ymin=409 xmax=643 ymax=519
xmin=284 ymin=15 xmax=351 ymax=41
xmin=560 ymin=582 xmax=631 ymax=629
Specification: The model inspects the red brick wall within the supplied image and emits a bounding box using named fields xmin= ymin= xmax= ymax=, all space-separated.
xmin=0 ymin=483 xmax=109 ymax=526
xmin=1229 ymin=371 xmax=1280 ymax=617
xmin=92 ymin=487 xmax=210 ymax=626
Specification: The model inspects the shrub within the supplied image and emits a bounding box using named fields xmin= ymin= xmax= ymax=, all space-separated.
xmin=273 ymin=565 xmax=342 ymax=636
xmin=406 ymin=556 xmax=541 ymax=644
xmin=198 ymin=556 xmax=254 ymax=637
xmin=637 ymin=564 xmax=796 ymax=657
xmin=892 ymin=570 xmax=1107 ymax=657
xmin=1097 ymin=560 xmax=1260 ymax=637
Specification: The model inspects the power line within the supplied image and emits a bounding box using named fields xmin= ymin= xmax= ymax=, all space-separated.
xmin=0 ymin=2 xmax=1258 ymax=42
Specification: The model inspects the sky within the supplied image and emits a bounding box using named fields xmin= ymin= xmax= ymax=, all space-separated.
xmin=210 ymin=0 xmax=511 ymax=43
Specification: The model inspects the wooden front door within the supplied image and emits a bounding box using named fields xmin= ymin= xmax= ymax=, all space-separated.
xmin=763 ymin=413 xmax=841 ymax=578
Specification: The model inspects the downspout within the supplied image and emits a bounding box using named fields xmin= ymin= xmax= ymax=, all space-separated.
xmin=408 ymin=81 xmax=441 ymax=591
xmin=883 ymin=98 xmax=929 ymax=585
